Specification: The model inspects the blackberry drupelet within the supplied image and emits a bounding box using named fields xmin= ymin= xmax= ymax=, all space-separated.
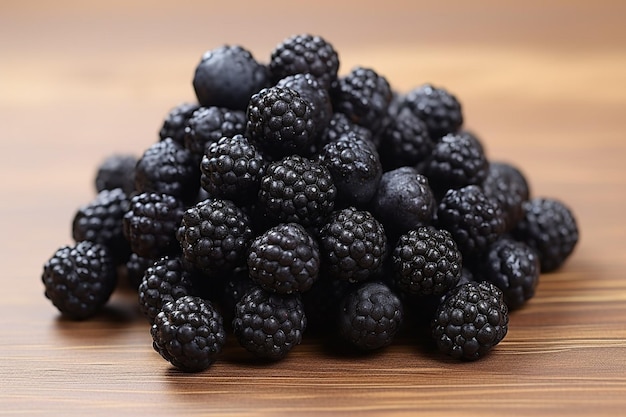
xmin=269 ymin=33 xmax=339 ymax=90
xmin=232 ymin=286 xmax=307 ymax=361
xmin=392 ymin=226 xmax=462 ymax=297
xmin=151 ymin=295 xmax=226 ymax=372
xmin=378 ymin=107 xmax=434 ymax=171
xmin=42 ymin=241 xmax=117 ymax=320
xmin=319 ymin=111 xmax=375 ymax=149
xmin=257 ymin=154 xmax=336 ymax=227
xmin=247 ymin=223 xmax=320 ymax=294
xmin=400 ymin=84 xmax=463 ymax=140
xmin=200 ymin=134 xmax=266 ymax=204
xmin=193 ymin=45 xmax=270 ymax=111
xmin=337 ymin=281 xmax=404 ymax=351
xmin=176 ymin=198 xmax=254 ymax=275
xmin=159 ymin=102 xmax=201 ymax=146
xmin=318 ymin=207 xmax=387 ymax=283
xmin=246 ymin=86 xmax=316 ymax=158
xmin=432 ymin=281 xmax=508 ymax=360
xmin=511 ymin=197 xmax=578 ymax=272
xmin=184 ymin=106 xmax=247 ymax=158
xmin=123 ymin=192 xmax=184 ymax=259
xmin=482 ymin=161 xmax=530 ymax=232
xmin=95 ymin=154 xmax=137 ymax=195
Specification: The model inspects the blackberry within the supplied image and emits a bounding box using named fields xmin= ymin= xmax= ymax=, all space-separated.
xmin=437 ymin=185 xmax=505 ymax=259
xmin=331 ymin=67 xmax=392 ymax=135
xmin=371 ymin=167 xmax=436 ymax=236
xmin=392 ymin=226 xmax=462 ymax=297
xmin=199 ymin=134 xmax=266 ymax=204
xmin=134 ymin=137 xmax=200 ymax=203
xmin=269 ymin=33 xmax=339 ymax=90
xmin=232 ymin=286 xmax=307 ymax=361
xmin=123 ymin=192 xmax=184 ymax=259
xmin=184 ymin=106 xmax=247 ymax=158
xmin=318 ymin=207 xmax=387 ymax=283
xmin=319 ymin=111 xmax=375 ymax=149
xmin=42 ymin=241 xmax=117 ymax=320
xmin=432 ymin=281 xmax=508 ymax=360
xmin=400 ymin=84 xmax=463 ymax=140
xmin=176 ymin=198 xmax=254 ymax=275
xmin=257 ymin=154 xmax=336 ymax=227
xmin=482 ymin=161 xmax=531 ymax=232
xmin=247 ymin=223 xmax=320 ymax=294
xmin=245 ymin=86 xmax=315 ymax=158
xmin=378 ymin=108 xmax=434 ymax=171
xmin=159 ymin=102 xmax=201 ymax=146
xmin=151 ymin=295 xmax=226 ymax=372
xmin=479 ymin=237 xmax=540 ymax=309
xmin=193 ymin=45 xmax=270 ymax=111
xmin=125 ymin=252 xmax=156 ymax=290
xmin=337 ymin=282 xmax=403 ymax=351
xmin=71 ymin=188 xmax=131 ymax=263
xmin=318 ymin=132 xmax=382 ymax=207
xmin=95 ymin=154 xmax=137 ymax=195
xmin=511 ymin=197 xmax=578 ymax=272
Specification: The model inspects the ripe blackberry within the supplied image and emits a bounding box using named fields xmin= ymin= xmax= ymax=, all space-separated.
xmin=200 ymin=134 xmax=266 ymax=204
xmin=378 ymin=108 xmax=434 ymax=171
xmin=248 ymin=223 xmax=320 ymax=294
xmin=337 ymin=282 xmax=404 ymax=351
xmin=95 ymin=154 xmax=137 ymax=195
xmin=511 ymin=197 xmax=578 ymax=272
xmin=71 ymin=188 xmax=130 ymax=263
xmin=184 ymin=106 xmax=247 ymax=158
xmin=437 ymin=185 xmax=505 ymax=259
xmin=134 ymin=137 xmax=200 ymax=203
xmin=232 ymin=286 xmax=307 ymax=361
xmin=269 ymin=33 xmax=339 ymax=90
xmin=482 ymin=161 xmax=531 ymax=232
xmin=331 ymin=67 xmax=392 ymax=135
xmin=176 ymin=198 xmax=253 ymax=275
xmin=159 ymin=102 xmax=201 ymax=146
xmin=257 ymin=154 xmax=336 ymax=227
xmin=151 ymin=295 xmax=226 ymax=372
xmin=479 ymin=237 xmax=540 ymax=309
xmin=392 ymin=226 xmax=462 ymax=297
xmin=123 ymin=192 xmax=184 ymax=259
xmin=400 ymin=84 xmax=463 ymax=140
xmin=432 ymin=281 xmax=508 ymax=360
xmin=318 ymin=131 xmax=382 ymax=207
xmin=245 ymin=86 xmax=315 ymax=158
xmin=42 ymin=241 xmax=117 ymax=320
xmin=193 ymin=45 xmax=270 ymax=111
xmin=319 ymin=111 xmax=375 ymax=149
xmin=318 ymin=207 xmax=387 ymax=283
xmin=371 ymin=167 xmax=436 ymax=237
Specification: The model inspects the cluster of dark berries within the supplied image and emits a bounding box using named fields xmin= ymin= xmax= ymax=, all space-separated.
xmin=42 ymin=34 xmax=579 ymax=372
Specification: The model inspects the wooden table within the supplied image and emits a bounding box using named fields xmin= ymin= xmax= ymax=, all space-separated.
xmin=2 ymin=1 xmax=625 ymax=415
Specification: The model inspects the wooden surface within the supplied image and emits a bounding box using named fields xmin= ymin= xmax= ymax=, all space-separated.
xmin=2 ymin=1 xmax=626 ymax=415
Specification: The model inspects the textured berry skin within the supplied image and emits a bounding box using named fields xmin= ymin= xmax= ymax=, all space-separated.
xmin=248 ymin=223 xmax=320 ymax=294
xmin=319 ymin=132 xmax=382 ymax=207
xmin=42 ymin=241 xmax=116 ymax=320
xmin=319 ymin=207 xmax=387 ymax=283
xmin=437 ymin=185 xmax=505 ymax=259
xmin=400 ymin=84 xmax=463 ymax=140
xmin=379 ymin=108 xmax=434 ymax=171
xmin=269 ymin=33 xmax=339 ymax=90
xmin=246 ymin=86 xmax=315 ymax=158
xmin=123 ymin=192 xmax=184 ymax=259
xmin=72 ymin=188 xmax=130 ymax=263
xmin=184 ymin=106 xmax=247 ymax=158
xmin=176 ymin=198 xmax=254 ymax=275
xmin=232 ymin=286 xmax=307 ymax=361
xmin=95 ymin=154 xmax=137 ymax=195
xmin=193 ymin=45 xmax=270 ymax=111
xmin=482 ymin=161 xmax=530 ymax=232
xmin=159 ymin=102 xmax=201 ymax=146
xmin=432 ymin=281 xmax=508 ymax=360
xmin=151 ymin=295 xmax=226 ymax=372
xmin=257 ymin=154 xmax=336 ymax=227
xmin=480 ymin=237 xmax=540 ymax=309
xmin=338 ymin=282 xmax=404 ymax=351
xmin=392 ymin=226 xmax=462 ymax=297
xmin=200 ymin=134 xmax=266 ymax=204
xmin=511 ymin=197 xmax=578 ymax=272
xmin=320 ymin=111 xmax=374 ymax=149
xmin=331 ymin=67 xmax=393 ymax=135
xmin=134 ymin=137 xmax=200 ymax=203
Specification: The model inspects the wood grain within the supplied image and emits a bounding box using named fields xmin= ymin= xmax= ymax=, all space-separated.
xmin=1 ymin=1 xmax=625 ymax=415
